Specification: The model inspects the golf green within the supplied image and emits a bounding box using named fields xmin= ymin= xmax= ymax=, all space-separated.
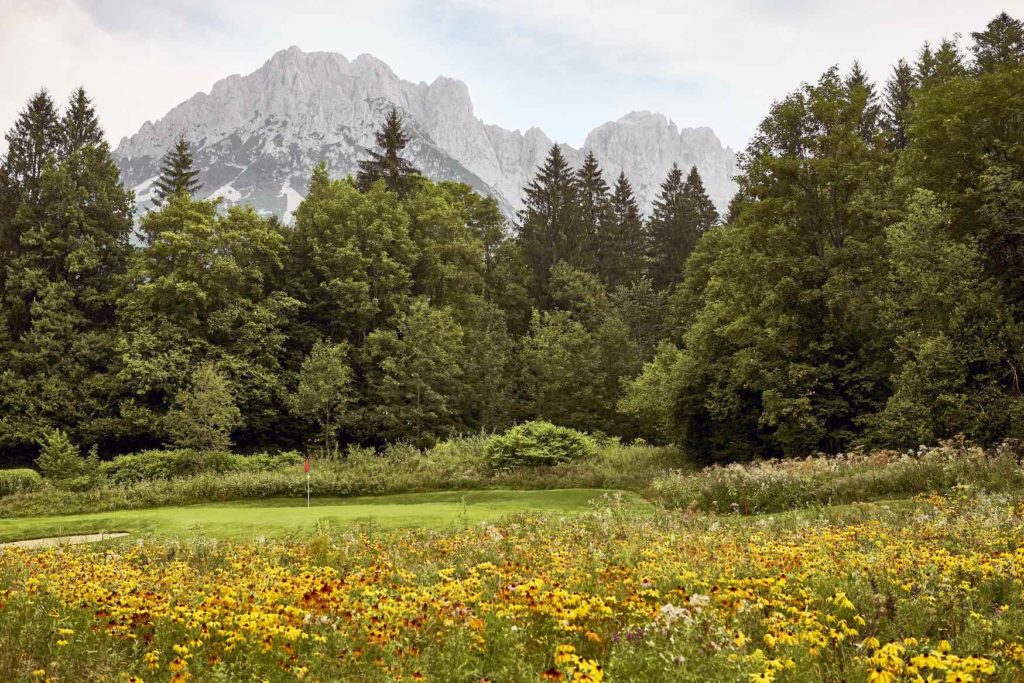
xmin=0 ymin=489 xmax=640 ymax=543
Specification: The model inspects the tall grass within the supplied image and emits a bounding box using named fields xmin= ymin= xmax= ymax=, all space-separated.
xmin=650 ymin=439 xmax=1024 ymax=513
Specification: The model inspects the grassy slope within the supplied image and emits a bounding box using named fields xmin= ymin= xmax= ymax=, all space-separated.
xmin=0 ymin=489 xmax=641 ymax=543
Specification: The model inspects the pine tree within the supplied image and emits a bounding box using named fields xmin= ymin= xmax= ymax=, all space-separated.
xmin=682 ymin=165 xmax=719 ymax=232
xmin=355 ymin=107 xmax=421 ymax=197
xmin=60 ymin=87 xmax=104 ymax=155
xmin=647 ymin=164 xmax=690 ymax=289
xmin=516 ymin=144 xmax=580 ymax=305
xmin=915 ymin=42 xmax=937 ymax=82
xmin=600 ymin=172 xmax=647 ymax=287
xmin=0 ymin=90 xmax=60 ymax=207
xmin=151 ymin=134 xmax=201 ymax=208
xmin=725 ymin=190 xmax=746 ymax=224
xmin=882 ymin=59 xmax=917 ymax=150
xmin=927 ymin=38 xmax=968 ymax=85
xmin=576 ymin=151 xmax=609 ymax=273
xmin=971 ymin=12 xmax=1024 ymax=72
xmin=845 ymin=61 xmax=881 ymax=144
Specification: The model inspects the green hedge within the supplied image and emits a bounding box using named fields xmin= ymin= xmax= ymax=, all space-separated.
xmin=0 ymin=468 xmax=42 ymax=496
xmin=100 ymin=449 xmax=303 ymax=485
xmin=486 ymin=421 xmax=597 ymax=470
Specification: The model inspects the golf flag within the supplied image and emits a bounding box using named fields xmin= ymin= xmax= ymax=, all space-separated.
xmin=304 ymin=457 xmax=311 ymax=473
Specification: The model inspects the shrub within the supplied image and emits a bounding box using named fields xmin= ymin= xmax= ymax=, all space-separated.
xmin=0 ymin=469 xmax=42 ymax=496
xmin=100 ymin=449 xmax=303 ymax=485
xmin=486 ymin=421 xmax=596 ymax=470
xmin=35 ymin=429 xmax=91 ymax=480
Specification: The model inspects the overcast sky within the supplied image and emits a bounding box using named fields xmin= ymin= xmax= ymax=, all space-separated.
xmin=0 ymin=0 xmax=1013 ymax=154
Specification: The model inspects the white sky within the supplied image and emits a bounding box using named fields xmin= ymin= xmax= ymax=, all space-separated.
xmin=0 ymin=0 xmax=1014 ymax=153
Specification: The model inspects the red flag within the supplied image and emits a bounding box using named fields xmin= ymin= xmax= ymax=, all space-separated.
xmin=303 ymin=458 xmax=311 ymax=473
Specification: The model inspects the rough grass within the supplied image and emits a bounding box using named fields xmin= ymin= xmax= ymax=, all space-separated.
xmin=650 ymin=439 xmax=1024 ymax=513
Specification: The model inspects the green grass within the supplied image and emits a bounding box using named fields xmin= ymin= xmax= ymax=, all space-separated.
xmin=0 ymin=488 xmax=641 ymax=543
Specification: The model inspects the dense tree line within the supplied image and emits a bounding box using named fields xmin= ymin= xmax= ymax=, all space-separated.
xmin=1 ymin=12 xmax=1021 ymax=465
xmin=622 ymin=12 xmax=1024 ymax=461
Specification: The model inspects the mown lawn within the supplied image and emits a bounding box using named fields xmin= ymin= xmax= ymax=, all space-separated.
xmin=0 ymin=488 xmax=641 ymax=543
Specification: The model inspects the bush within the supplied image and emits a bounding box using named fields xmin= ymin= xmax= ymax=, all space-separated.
xmin=0 ymin=469 xmax=42 ymax=496
xmin=486 ymin=421 xmax=597 ymax=471
xmin=100 ymin=449 xmax=303 ymax=485
xmin=35 ymin=429 xmax=92 ymax=480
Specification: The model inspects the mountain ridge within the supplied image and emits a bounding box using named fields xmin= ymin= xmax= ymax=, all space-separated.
xmin=113 ymin=46 xmax=737 ymax=221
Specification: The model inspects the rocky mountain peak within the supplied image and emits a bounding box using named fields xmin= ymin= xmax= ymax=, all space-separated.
xmin=113 ymin=47 xmax=737 ymax=221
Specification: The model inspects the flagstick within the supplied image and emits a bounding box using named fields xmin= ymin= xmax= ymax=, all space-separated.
xmin=307 ymin=471 xmax=310 ymax=508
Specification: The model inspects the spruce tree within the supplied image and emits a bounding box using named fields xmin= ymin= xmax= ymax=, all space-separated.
xmin=576 ymin=151 xmax=610 ymax=274
xmin=356 ymin=107 xmax=421 ymax=197
xmin=601 ymin=172 xmax=647 ymax=288
xmin=682 ymin=165 xmax=719 ymax=232
xmin=647 ymin=163 xmax=690 ymax=290
xmin=1 ymin=90 xmax=62 ymax=338
xmin=919 ymin=38 xmax=967 ymax=85
xmin=60 ymin=87 xmax=104 ymax=155
xmin=151 ymin=134 xmax=201 ymax=207
xmin=971 ymin=12 xmax=1024 ymax=73
xmin=516 ymin=144 xmax=580 ymax=305
xmin=1 ymin=90 xmax=60 ymax=206
xmin=845 ymin=61 xmax=881 ymax=144
xmin=882 ymin=59 xmax=917 ymax=150
xmin=647 ymin=165 xmax=715 ymax=290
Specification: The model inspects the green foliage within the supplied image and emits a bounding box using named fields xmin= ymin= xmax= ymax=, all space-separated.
xmin=0 ymin=469 xmax=42 ymax=496
xmin=486 ymin=421 xmax=597 ymax=470
xmin=99 ymin=449 xmax=303 ymax=485
xmin=289 ymin=341 xmax=354 ymax=456
xmin=517 ymin=144 xmax=583 ymax=303
xmin=35 ymin=429 xmax=88 ymax=480
xmin=355 ymin=108 xmax=421 ymax=197
xmin=362 ymin=298 xmax=466 ymax=446
xmin=151 ymin=134 xmax=200 ymax=207
xmin=165 ymin=364 xmax=242 ymax=452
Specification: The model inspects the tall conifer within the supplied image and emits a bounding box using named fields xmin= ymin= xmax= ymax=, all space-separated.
xmin=356 ymin=107 xmax=421 ymax=197
xmin=517 ymin=145 xmax=579 ymax=305
xmin=647 ymin=164 xmax=687 ymax=289
xmin=152 ymin=134 xmax=201 ymax=207
xmin=882 ymin=59 xmax=917 ymax=150
xmin=576 ymin=151 xmax=609 ymax=273
xmin=601 ymin=172 xmax=647 ymax=288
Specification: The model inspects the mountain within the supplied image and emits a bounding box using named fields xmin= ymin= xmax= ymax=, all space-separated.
xmin=113 ymin=47 xmax=737 ymax=221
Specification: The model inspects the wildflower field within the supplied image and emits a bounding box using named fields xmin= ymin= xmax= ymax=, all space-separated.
xmin=2 ymin=492 xmax=1023 ymax=682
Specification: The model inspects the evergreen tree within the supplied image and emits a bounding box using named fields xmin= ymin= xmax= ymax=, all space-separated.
xmin=0 ymin=90 xmax=60 ymax=206
xmin=845 ymin=61 xmax=881 ymax=144
xmin=576 ymin=151 xmax=609 ymax=273
xmin=682 ymin=165 xmax=719 ymax=233
xmin=724 ymin=190 xmax=746 ymax=224
xmin=599 ymin=172 xmax=647 ymax=287
xmin=60 ymin=87 xmax=104 ymax=155
xmin=882 ymin=59 xmax=917 ymax=150
xmin=356 ymin=107 xmax=421 ymax=197
xmin=647 ymin=164 xmax=714 ymax=290
xmin=971 ymin=12 xmax=1024 ymax=73
xmin=151 ymin=134 xmax=201 ymax=209
xmin=516 ymin=144 xmax=580 ymax=305
xmin=918 ymin=38 xmax=967 ymax=85
xmin=165 ymin=363 xmax=243 ymax=451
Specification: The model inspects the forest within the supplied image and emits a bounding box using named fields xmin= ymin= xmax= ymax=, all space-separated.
xmin=1 ymin=12 xmax=1023 ymax=466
